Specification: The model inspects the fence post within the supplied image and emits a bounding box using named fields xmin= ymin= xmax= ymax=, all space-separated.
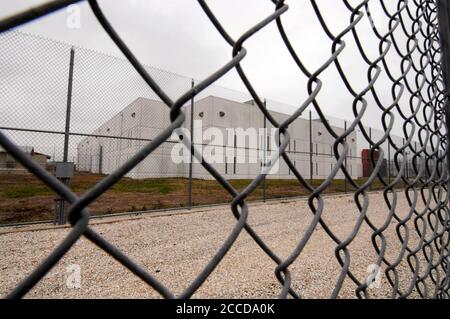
xmin=344 ymin=120 xmax=348 ymax=193
xmin=63 ymin=47 xmax=74 ymax=163
xmin=437 ymin=1 xmax=450 ymax=197
xmin=99 ymin=145 xmax=103 ymax=174
xmin=388 ymin=140 xmax=391 ymax=184
xmin=309 ymin=110 xmax=313 ymax=185
xmin=369 ymin=127 xmax=372 ymax=191
xmin=403 ymin=137 xmax=407 ymax=180
xmin=188 ymin=79 xmax=194 ymax=209
xmin=54 ymin=46 xmax=75 ymax=225
xmin=262 ymin=99 xmax=267 ymax=202
xmin=414 ymin=141 xmax=417 ymax=178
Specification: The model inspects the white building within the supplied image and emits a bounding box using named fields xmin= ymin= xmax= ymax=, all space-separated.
xmin=77 ymin=96 xmax=361 ymax=179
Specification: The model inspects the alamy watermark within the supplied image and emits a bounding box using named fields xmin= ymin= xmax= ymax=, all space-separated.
xmin=366 ymin=264 xmax=382 ymax=289
xmin=66 ymin=264 xmax=81 ymax=289
xmin=66 ymin=4 xmax=81 ymax=29
xmin=170 ymin=120 xmax=282 ymax=174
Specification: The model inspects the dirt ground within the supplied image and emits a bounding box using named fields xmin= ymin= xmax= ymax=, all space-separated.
xmin=0 ymin=172 xmax=389 ymax=224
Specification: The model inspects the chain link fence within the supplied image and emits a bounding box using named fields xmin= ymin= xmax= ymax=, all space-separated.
xmin=0 ymin=31 xmax=417 ymax=225
xmin=0 ymin=0 xmax=449 ymax=298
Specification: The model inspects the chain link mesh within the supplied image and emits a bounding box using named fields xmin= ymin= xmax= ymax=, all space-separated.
xmin=0 ymin=0 xmax=449 ymax=298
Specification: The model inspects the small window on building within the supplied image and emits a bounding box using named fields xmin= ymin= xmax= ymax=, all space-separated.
xmin=131 ymin=112 xmax=136 ymax=118
xmin=198 ymin=112 xmax=204 ymax=118
xmin=219 ymin=111 xmax=225 ymax=117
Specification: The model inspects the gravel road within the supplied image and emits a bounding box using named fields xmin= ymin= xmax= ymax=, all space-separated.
xmin=0 ymin=192 xmax=437 ymax=298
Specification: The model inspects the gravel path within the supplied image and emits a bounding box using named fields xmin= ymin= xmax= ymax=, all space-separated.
xmin=0 ymin=192 xmax=436 ymax=298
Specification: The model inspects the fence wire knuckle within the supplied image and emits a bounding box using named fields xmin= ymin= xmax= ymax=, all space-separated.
xmin=0 ymin=0 xmax=449 ymax=299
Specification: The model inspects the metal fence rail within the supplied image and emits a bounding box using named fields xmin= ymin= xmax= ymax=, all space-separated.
xmin=0 ymin=0 xmax=449 ymax=299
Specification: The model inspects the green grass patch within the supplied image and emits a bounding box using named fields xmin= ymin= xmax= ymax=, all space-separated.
xmin=1 ymin=185 xmax=53 ymax=198
xmin=111 ymin=178 xmax=185 ymax=194
xmin=0 ymin=174 xmax=398 ymax=201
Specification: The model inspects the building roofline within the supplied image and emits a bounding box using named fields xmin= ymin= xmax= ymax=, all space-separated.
xmin=34 ymin=152 xmax=51 ymax=159
xmin=87 ymin=96 xmax=165 ymax=136
xmin=193 ymin=95 xmax=310 ymax=121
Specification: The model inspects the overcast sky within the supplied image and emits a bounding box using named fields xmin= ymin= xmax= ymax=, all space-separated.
xmin=0 ymin=1 xmax=429 ymax=159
